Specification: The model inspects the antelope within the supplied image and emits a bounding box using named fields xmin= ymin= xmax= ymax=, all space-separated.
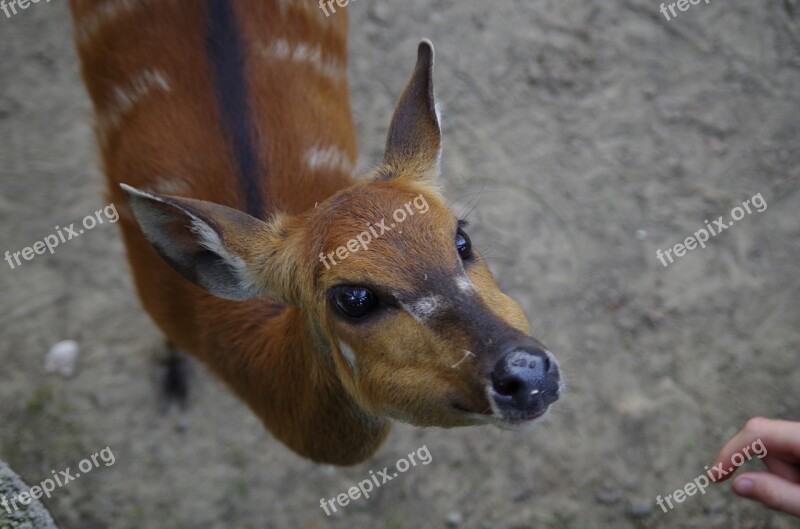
xmin=69 ymin=0 xmax=563 ymax=465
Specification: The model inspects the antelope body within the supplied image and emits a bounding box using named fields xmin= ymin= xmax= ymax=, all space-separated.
xmin=70 ymin=0 xmax=562 ymax=465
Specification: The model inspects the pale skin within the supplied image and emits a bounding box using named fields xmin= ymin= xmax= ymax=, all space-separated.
xmin=713 ymin=417 xmax=800 ymax=517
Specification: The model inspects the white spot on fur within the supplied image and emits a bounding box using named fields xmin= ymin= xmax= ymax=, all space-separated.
xmin=305 ymin=145 xmax=355 ymax=175
xmin=260 ymin=39 xmax=347 ymax=84
xmin=402 ymin=295 xmax=447 ymax=322
xmin=269 ymin=39 xmax=291 ymax=59
xmin=149 ymin=177 xmax=192 ymax=197
xmin=455 ymin=274 xmax=474 ymax=294
xmin=76 ymin=0 xmax=161 ymax=44
xmin=97 ymin=69 xmax=171 ymax=145
xmin=337 ymin=340 xmax=357 ymax=372
xmin=276 ymin=0 xmax=332 ymax=23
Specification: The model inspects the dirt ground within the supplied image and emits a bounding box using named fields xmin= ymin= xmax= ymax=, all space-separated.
xmin=1 ymin=1 xmax=799 ymax=528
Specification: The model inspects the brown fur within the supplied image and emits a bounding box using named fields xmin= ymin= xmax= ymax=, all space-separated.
xmin=70 ymin=0 xmax=550 ymax=465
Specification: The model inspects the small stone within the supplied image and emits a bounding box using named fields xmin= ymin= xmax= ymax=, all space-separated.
xmin=369 ymin=2 xmax=389 ymax=22
xmin=615 ymin=313 xmax=639 ymax=332
xmin=446 ymin=511 xmax=464 ymax=527
xmin=45 ymin=340 xmax=80 ymax=378
xmin=708 ymin=137 xmax=728 ymax=155
xmin=644 ymin=311 xmax=664 ymax=329
xmin=635 ymin=229 xmax=648 ymax=240
xmin=656 ymin=98 xmax=686 ymax=120
xmin=703 ymin=499 xmax=727 ymax=514
xmin=595 ymin=487 xmax=621 ymax=504
xmin=513 ymin=488 xmax=533 ymax=502
xmin=628 ymin=499 xmax=654 ymax=518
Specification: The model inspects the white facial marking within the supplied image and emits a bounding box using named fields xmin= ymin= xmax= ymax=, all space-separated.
xmin=337 ymin=340 xmax=357 ymax=372
xmin=455 ymin=274 xmax=474 ymax=294
xmin=402 ymin=295 xmax=447 ymax=323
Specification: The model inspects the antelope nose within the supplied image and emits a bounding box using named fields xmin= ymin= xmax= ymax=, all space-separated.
xmin=491 ymin=348 xmax=560 ymax=413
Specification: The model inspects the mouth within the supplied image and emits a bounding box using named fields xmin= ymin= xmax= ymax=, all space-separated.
xmin=488 ymin=389 xmax=554 ymax=429
xmin=452 ymin=399 xmax=552 ymax=430
xmin=492 ymin=413 xmax=550 ymax=430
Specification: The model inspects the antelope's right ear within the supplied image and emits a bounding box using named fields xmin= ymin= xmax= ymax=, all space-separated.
xmin=120 ymin=184 xmax=300 ymax=304
xmin=380 ymin=39 xmax=442 ymax=183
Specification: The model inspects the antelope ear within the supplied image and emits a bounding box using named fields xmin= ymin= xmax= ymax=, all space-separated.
xmin=380 ymin=39 xmax=442 ymax=182
xmin=120 ymin=184 xmax=298 ymax=303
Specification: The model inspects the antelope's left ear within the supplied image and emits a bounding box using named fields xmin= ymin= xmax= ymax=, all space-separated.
xmin=120 ymin=184 xmax=303 ymax=305
xmin=380 ymin=39 xmax=442 ymax=183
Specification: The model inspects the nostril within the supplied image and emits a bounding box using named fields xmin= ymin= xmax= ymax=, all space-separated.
xmin=492 ymin=373 xmax=523 ymax=397
xmin=490 ymin=347 xmax=561 ymax=416
xmin=492 ymin=350 xmax=544 ymax=401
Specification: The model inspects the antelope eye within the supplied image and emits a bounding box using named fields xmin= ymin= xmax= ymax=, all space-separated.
xmin=332 ymin=287 xmax=378 ymax=319
xmin=456 ymin=229 xmax=473 ymax=260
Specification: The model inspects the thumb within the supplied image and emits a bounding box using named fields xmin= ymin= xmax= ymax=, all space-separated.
xmin=733 ymin=473 xmax=800 ymax=518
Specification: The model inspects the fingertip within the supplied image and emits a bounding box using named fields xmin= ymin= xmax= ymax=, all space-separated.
xmin=731 ymin=472 xmax=800 ymax=517
xmin=733 ymin=475 xmax=755 ymax=496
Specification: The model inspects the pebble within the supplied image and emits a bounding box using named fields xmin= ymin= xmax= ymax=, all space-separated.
xmin=369 ymin=2 xmax=390 ymax=23
xmin=446 ymin=511 xmax=463 ymax=527
xmin=708 ymin=137 xmax=728 ymax=155
xmin=44 ymin=340 xmax=80 ymax=378
xmin=595 ymin=487 xmax=621 ymax=504
xmin=703 ymin=499 xmax=727 ymax=514
xmin=644 ymin=310 xmax=665 ymax=328
xmin=627 ymin=498 xmax=654 ymax=518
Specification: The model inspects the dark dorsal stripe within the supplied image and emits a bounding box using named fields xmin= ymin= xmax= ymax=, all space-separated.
xmin=204 ymin=0 xmax=266 ymax=217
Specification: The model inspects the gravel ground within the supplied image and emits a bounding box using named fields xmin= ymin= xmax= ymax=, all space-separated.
xmin=1 ymin=1 xmax=799 ymax=528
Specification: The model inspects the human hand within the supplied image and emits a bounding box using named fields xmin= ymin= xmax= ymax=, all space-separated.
xmin=713 ymin=417 xmax=800 ymax=517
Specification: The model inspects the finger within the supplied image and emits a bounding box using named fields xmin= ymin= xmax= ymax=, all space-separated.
xmin=733 ymin=472 xmax=800 ymax=518
xmin=713 ymin=417 xmax=800 ymax=483
xmin=763 ymin=455 xmax=800 ymax=484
